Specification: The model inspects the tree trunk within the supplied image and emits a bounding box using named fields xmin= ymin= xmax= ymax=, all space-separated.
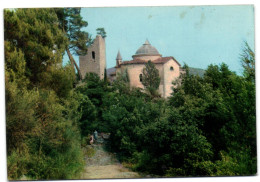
xmin=66 ymin=48 xmax=82 ymax=80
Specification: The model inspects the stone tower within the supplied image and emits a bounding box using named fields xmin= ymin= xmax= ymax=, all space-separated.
xmin=79 ymin=35 xmax=106 ymax=79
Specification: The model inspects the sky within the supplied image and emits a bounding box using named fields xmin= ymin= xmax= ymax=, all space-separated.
xmin=68 ymin=5 xmax=255 ymax=75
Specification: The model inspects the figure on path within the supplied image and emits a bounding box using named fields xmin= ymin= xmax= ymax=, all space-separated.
xmin=89 ymin=135 xmax=94 ymax=145
xmin=94 ymin=130 xmax=98 ymax=141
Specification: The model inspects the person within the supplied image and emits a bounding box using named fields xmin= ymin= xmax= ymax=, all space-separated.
xmin=94 ymin=130 xmax=98 ymax=140
xmin=89 ymin=135 xmax=94 ymax=145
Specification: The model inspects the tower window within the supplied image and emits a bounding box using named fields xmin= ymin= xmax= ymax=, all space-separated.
xmin=170 ymin=66 xmax=174 ymax=71
xmin=139 ymin=74 xmax=143 ymax=82
xmin=92 ymin=51 xmax=95 ymax=59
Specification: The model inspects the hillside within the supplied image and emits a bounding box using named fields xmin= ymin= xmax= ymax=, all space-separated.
xmin=189 ymin=67 xmax=205 ymax=77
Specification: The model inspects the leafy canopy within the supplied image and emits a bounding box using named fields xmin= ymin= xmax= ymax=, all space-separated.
xmin=4 ymin=8 xmax=68 ymax=84
xmin=55 ymin=8 xmax=91 ymax=55
xmin=5 ymin=8 xmax=85 ymax=180
xmin=96 ymin=28 xmax=107 ymax=38
xmin=142 ymin=60 xmax=160 ymax=95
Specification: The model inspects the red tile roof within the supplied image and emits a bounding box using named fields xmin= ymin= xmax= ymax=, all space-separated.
xmin=118 ymin=56 xmax=181 ymax=67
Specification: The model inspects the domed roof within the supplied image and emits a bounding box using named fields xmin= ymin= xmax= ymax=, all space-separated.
xmin=135 ymin=39 xmax=160 ymax=55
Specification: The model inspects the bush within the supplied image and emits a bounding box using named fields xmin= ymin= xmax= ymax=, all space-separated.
xmin=6 ymin=81 xmax=85 ymax=179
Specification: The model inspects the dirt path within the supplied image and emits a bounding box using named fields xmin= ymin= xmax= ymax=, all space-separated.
xmin=80 ymin=144 xmax=140 ymax=179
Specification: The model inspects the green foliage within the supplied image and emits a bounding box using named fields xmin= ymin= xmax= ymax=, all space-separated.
xmin=142 ymin=60 xmax=160 ymax=96
xmin=96 ymin=28 xmax=107 ymax=38
xmin=75 ymin=73 xmax=111 ymax=134
xmin=4 ymin=41 xmax=29 ymax=89
xmin=112 ymin=68 xmax=131 ymax=94
xmin=5 ymin=8 xmax=86 ymax=180
xmin=241 ymin=42 xmax=255 ymax=82
xmin=80 ymin=72 xmax=108 ymax=107
xmin=6 ymin=80 xmax=85 ymax=179
xmin=73 ymin=47 xmax=255 ymax=176
xmin=102 ymin=92 xmax=147 ymax=156
xmin=213 ymin=150 xmax=256 ymax=176
xmin=4 ymin=8 xmax=68 ymax=84
xmin=118 ymin=68 xmax=129 ymax=83
xmin=99 ymin=82 xmax=215 ymax=176
xmin=7 ymin=150 xmax=30 ymax=180
xmin=6 ymin=77 xmax=85 ymax=179
xmin=169 ymin=59 xmax=256 ymax=175
xmin=6 ymin=81 xmax=39 ymax=155
xmin=214 ymin=151 xmax=239 ymax=176
xmin=104 ymin=68 xmax=108 ymax=83
xmin=54 ymin=8 xmax=93 ymax=80
xmin=5 ymin=8 xmax=255 ymax=178
xmin=77 ymin=93 xmax=98 ymax=136
xmin=39 ymin=64 xmax=75 ymax=98
xmin=55 ymin=8 xmax=91 ymax=55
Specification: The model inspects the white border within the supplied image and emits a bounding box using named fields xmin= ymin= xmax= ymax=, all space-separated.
xmin=0 ymin=0 xmax=259 ymax=8
xmin=0 ymin=1 xmax=259 ymax=182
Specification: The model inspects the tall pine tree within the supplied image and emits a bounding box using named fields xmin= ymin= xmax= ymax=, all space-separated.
xmin=55 ymin=8 xmax=92 ymax=80
xmin=4 ymin=8 xmax=67 ymax=85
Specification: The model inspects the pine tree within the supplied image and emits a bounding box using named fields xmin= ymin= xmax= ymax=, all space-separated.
xmin=55 ymin=8 xmax=92 ymax=80
xmin=241 ymin=42 xmax=255 ymax=83
xmin=96 ymin=28 xmax=107 ymax=38
xmin=5 ymin=9 xmax=85 ymax=179
xmin=4 ymin=8 xmax=67 ymax=85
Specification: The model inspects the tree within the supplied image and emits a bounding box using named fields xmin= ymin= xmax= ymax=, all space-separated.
xmin=55 ymin=8 xmax=92 ymax=80
xmin=241 ymin=42 xmax=255 ymax=83
xmin=141 ymin=60 xmax=160 ymax=96
xmin=5 ymin=9 xmax=85 ymax=179
xmin=39 ymin=64 xmax=75 ymax=98
xmin=4 ymin=8 xmax=67 ymax=85
xmin=96 ymin=28 xmax=107 ymax=38
xmin=170 ymin=62 xmax=256 ymax=175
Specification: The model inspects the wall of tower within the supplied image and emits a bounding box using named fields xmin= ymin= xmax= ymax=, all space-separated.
xmin=79 ymin=35 xmax=106 ymax=79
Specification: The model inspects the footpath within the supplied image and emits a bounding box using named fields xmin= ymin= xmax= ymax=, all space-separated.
xmin=80 ymin=138 xmax=140 ymax=179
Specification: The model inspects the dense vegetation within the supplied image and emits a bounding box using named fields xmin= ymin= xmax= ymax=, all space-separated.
xmin=5 ymin=8 xmax=256 ymax=180
xmin=76 ymin=50 xmax=256 ymax=177
xmin=5 ymin=8 xmax=86 ymax=180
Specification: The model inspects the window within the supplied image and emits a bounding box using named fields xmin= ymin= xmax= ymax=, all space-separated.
xmin=139 ymin=74 xmax=143 ymax=82
xmin=170 ymin=66 xmax=174 ymax=71
xmin=92 ymin=51 xmax=95 ymax=59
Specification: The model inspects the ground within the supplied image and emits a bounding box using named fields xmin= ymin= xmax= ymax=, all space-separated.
xmin=80 ymin=143 xmax=140 ymax=179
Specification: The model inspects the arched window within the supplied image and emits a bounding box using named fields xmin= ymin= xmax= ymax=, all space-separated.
xmin=170 ymin=66 xmax=174 ymax=71
xmin=92 ymin=51 xmax=95 ymax=59
xmin=139 ymin=74 xmax=143 ymax=82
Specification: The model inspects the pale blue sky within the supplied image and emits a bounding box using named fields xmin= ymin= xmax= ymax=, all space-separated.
xmin=69 ymin=5 xmax=255 ymax=74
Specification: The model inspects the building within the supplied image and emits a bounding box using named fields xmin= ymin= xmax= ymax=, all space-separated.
xmin=79 ymin=35 xmax=106 ymax=79
xmin=79 ymin=36 xmax=184 ymax=98
xmin=113 ymin=40 xmax=184 ymax=98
